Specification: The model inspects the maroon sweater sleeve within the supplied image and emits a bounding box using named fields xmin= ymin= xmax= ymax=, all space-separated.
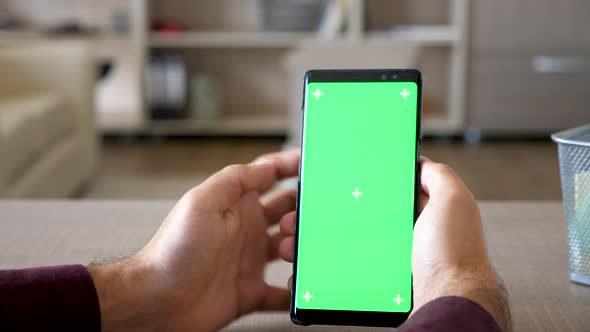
xmin=0 ymin=265 xmax=101 ymax=332
xmin=0 ymin=265 xmax=500 ymax=332
xmin=399 ymin=296 xmax=502 ymax=332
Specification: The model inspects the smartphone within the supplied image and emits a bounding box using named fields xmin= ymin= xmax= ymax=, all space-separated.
xmin=291 ymin=69 xmax=422 ymax=327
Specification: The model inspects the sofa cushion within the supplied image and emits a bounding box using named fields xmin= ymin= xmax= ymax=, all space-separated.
xmin=0 ymin=92 xmax=72 ymax=185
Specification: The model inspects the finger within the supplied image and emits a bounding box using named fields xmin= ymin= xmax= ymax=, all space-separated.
xmin=288 ymin=275 xmax=293 ymax=291
xmin=419 ymin=191 xmax=429 ymax=214
xmin=417 ymin=156 xmax=431 ymax=214
xmin=418 ymin=156 xmax=433 ymax=197
xmin=190 ymin=163 xmax=277 ymax=211
xmin=279 ymin=211 xmax=296 ymax=236
xmin=262 ymin=189 xmax=297 ymax=226
xmin=267 ymin=232 xmax=284 ymax=261
xmin=419 ymin=157 xmax=466 ymax=203
xmin=192 ymin=150 xmax=301 ymax=211
xmin=253 ymin=149 xmax=301 ymax=180
xmin=420 ymin=156 xmax=432 ymax=163
xmin=261 ymin=285 xmax=290 ymax=311
xmin=279 ymin=236 xmax=295 ymax=262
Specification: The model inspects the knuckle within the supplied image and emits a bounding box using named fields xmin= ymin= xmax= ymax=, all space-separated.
xmin=445 ymin=186 xmax=466 ymax=202
xmin=433 ymin=163 xmax=456 ymax=176
xmin=446 ymin=186 xmax=478 ymax=211
xmin=219 ymin=164 xmax=244 ymax=190
xmin=286 ymin=188 xmax=297 ymax=200
xmin=222 ymin=164 xmax=245 ymax=175
xmin=255 ymin=152 xmax=274 ymax=162
xmin=182 ymin=186 xmax=201 ymax=202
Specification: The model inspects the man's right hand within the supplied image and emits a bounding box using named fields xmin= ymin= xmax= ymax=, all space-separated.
xmin=278 ymin=157 xmax=510 ymax=331
xmin=412 ymin=157 xmax=509 ymax=330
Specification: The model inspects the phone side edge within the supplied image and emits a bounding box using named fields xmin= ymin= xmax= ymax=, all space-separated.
xmin=290 ymin=72 xmax=310 ymax=325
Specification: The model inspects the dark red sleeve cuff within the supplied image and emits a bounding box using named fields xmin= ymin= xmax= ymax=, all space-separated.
xmin=0 ymin=265 xmax=101 ymax=332
xmin=400 ymin=296 xmax=502 ymax=332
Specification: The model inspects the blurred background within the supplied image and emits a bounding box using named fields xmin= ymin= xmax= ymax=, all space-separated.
xmin=0 ymin=0 xmax=588 ymax=200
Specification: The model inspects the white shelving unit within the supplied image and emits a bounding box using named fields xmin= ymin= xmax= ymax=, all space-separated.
xmin=0 ymin=0 xmax=469 ymax=136
xmin=138 ymin=0 xmax=469 ymax=136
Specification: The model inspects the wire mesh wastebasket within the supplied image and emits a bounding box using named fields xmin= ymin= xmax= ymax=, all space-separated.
xmin=552 ymin=124 xmax=590 ymax=286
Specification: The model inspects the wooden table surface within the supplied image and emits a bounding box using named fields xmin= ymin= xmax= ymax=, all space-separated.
xmin=1 ymin=201 xmax=589 ymax=331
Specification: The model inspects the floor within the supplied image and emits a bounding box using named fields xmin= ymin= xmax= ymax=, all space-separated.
xmin=88 ymin=138 xmax=562 ymax=200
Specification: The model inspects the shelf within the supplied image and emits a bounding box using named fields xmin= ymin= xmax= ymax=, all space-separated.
xmin=0 ymin=30 xmax=42 ymax=40
xmin=149 ymin=25 xmax=460 ymax=49
xmin=148 ymin=115 xmax=288 ymax=136
xmin=367 ymin=25 xmax=460 ymax=45
xmin=422 ymin=116 xmax=462 ymax=135
xmin=146 ymin=114 xmax=460 ymax=136
xmin=0 ymin=30 xmax=133 ymax=45
xmin=98 ymin=108 xmax=146 ymax=133
xmin=150 ymin=31 xmax=318 ymax=48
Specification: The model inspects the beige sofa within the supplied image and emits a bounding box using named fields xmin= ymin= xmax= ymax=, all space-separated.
xmin=0 ymin=41 xmax=98 ymax=197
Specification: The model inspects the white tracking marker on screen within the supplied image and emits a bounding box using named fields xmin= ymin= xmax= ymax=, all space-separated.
xmin=393 ymin=294 xmax=405 ymax=305
xmin=303 ymin=291 xmax=313 ymax=302
xmin=312 ymin=88 xmax=324 ymax=100
xmin=400 ymin=88 xmax=411 ymax=99
xmin=352 ymin=188 xmax=363 ymax=199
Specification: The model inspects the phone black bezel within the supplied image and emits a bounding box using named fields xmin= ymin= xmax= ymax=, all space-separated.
xmin=292 ymin=69 xmax=422 ymax=327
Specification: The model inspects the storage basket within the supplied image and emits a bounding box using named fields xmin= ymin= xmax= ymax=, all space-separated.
xmin=552 ymin=124 xmax=590 ymax=285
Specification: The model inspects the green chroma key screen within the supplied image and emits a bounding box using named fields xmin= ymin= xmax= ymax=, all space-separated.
xmin=296 ymin=80 xmax=418 ymax=313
